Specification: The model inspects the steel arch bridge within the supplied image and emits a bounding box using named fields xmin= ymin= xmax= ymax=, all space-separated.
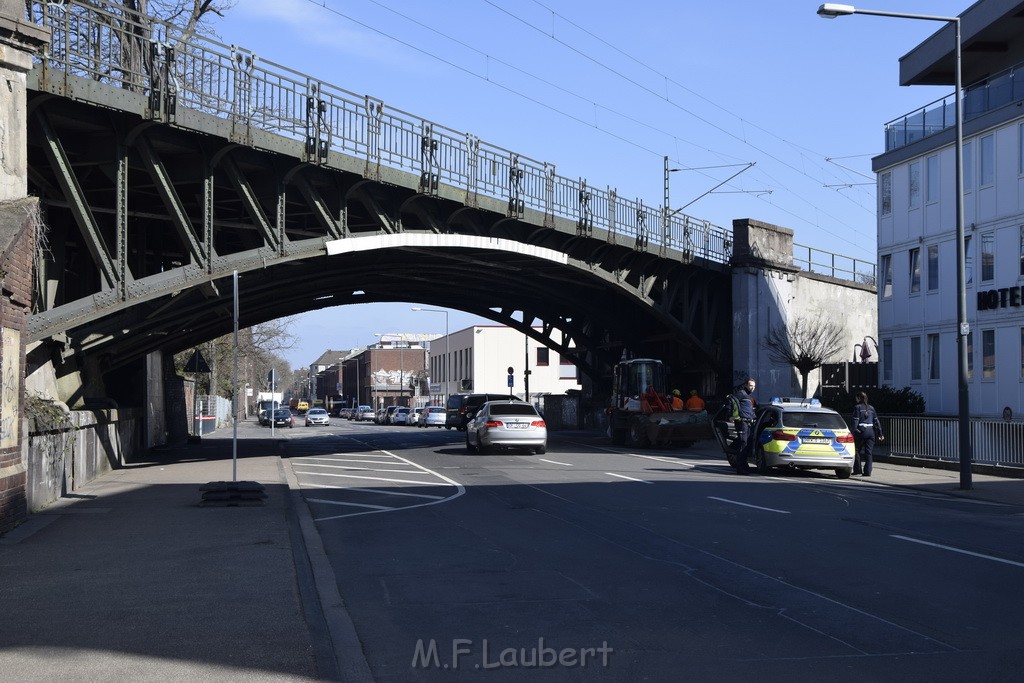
xmin=24 ymin=1 xmax=734 ymax=401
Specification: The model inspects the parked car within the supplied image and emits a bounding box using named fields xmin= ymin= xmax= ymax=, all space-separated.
xmin=420 ymin=405 xmax=446 ymax=428
xmin=408 ymin=407 xmax=424 ymax=426
xmin=382 ymin=405 xmax=400 ymax=424
xmin=375 ymin=408 xmax=387 ymax=424
xmin=271 ymin=408 xmax=294 ymax=428
xmin=305 ymin=407 xmax=330 ymax=426
xmin=355 ymin=405 xmax=374 ymax=421
xmin=392 ymin=407 xmax=412 ymax=425
xmin=451 ymin=393 xmax=525 ymax=431
xmin=465 ymin=400 xmax=547 ymax=454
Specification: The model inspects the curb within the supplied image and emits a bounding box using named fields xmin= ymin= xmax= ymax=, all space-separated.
xmin=281 ymin=457 xmax=374 ymax=683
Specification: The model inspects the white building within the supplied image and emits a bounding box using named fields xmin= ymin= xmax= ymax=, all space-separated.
xmin=424 ymin=325 xmax=581 ymax=405
xmin=873 ymin=0 xmax=1024 ymax=418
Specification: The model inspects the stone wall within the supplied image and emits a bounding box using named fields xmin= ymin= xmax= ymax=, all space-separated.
xmin=731 ymin=218 xmax=877 ymax=401
xmin=25 ymin=408 xmax=143 ymax=513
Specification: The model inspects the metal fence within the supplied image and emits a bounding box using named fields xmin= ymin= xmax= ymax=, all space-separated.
xmin=27 ymin=0 xmax=734 ymax=264
xmin=880 ymin=415 xmax=1024 ymax=468
xmin=793 ymin=243 xmax=876 ymax=285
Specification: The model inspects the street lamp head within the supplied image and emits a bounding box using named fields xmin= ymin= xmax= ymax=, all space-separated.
xmin=817 ymin=3 xmax=855 ymax=18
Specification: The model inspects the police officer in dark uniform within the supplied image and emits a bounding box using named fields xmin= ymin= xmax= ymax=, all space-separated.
xmin=732 ymin=377 xmax=757 ymax=474
xmin=852 ymin=391 xmax=884 ymax=476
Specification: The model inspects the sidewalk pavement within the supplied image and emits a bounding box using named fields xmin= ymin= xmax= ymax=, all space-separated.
xmin=0 ymin=429 xmax=371 ymax=683
xmin=2 ymin=430 xmax=1022 ymax=682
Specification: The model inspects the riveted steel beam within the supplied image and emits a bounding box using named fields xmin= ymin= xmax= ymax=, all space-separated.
xmin=293 ymin=171 xmax=344 ymax=239
xmin=219 ymin=154 xmax=279 ymax=250
xmin=37 ymin=111 xmax=119 ymax=292
xmin=135 ymin=135 xmax=208 ymax=268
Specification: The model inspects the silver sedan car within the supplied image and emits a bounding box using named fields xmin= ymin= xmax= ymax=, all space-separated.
xmin=465 ymin=401 xmax=546 ymax=455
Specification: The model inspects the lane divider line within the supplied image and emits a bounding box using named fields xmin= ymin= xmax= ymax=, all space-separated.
xmin=306 ymin=498 xmax=393 ymax=510
xmin=538 ymin=458 xmax=573 ymax=466
xmin=708 ymin=496 xmax=790 ymax=514
xmin=891 ymin=534 xmax=1024 ymax=569
xmin=605 ymin=472 xmax=653 ymax=484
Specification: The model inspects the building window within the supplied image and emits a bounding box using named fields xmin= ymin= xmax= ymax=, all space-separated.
xmin=981 ymin=233 xmax=994 ymax=282
xmin=880 ymin=254 xmax=893 ymax=298
xmin=967 ymin=331 xmax=973 ymax=380
xmin=1020 ymin=123 xmax=1024 ymax=174
xmin=559 ymin=355 xmax=576 ymax=380
xmin=882 ymin=339 xmax=893 ymax=382
xmin=880 ymin=171 xmax=892 ymax=215
xmin=927 ymin=244 xmax=939 ymax=291
xmin=909 ymin=161 xmax=921 ymax=208
xmin=1021 ymin=327 xmax=1024 ymax=379
xmin=982 ymin=329 xmax=995 ymax=379
xmin=536 ymin=347 xmax=549 ymax=366
xmin=963 ymin=235 xmax=973 ymax=286
xmin=1020 ymin=226 xmax=1024 ymax=277
xmin=980 ymin=134 xmax=994 ymax=186
xmin=926 ymin=154 xmax=939 ymax=203
xmin=909 ymin=248 xmax=921 ymax=294
xmin=963 ymin=141 xmax=973 ymax=191
xmin=928 ymin=333 xmax=940 ymax=380
xmin=910 ymin=336 xmax=922 ymax=381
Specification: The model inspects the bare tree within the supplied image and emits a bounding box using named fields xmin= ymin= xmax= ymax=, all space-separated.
xmin=762 ymin=316 xmax=846 ymax=398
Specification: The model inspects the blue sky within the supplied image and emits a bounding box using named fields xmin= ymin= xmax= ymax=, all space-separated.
xmin=211 ymin=0 xmax=967 ymax=369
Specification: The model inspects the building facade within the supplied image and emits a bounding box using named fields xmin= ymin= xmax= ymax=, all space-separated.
xmin=872 ymin=0 xmax=1024 ymax=418
xmin=424 ymin=325 xmax=582 ymax=407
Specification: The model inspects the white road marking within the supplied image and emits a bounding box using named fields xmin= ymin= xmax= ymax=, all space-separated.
xmin=538 ymin=458 xmax=573 ymax=466
xmin=605 ymin=472 xmax=653 ymax=484
xmin=891 ymin=535 xmax=1024 ymax=569
xmin=306 ymin=498 xmax=393 ymax=510
xmin=708 ymin=496 xmax=790 ymax=514
xmin=295 ymin=463 xmax=424 ymax=475
xmin=294 ymin=470 xmax=443 ymax=486
xmin=625 ymin=453 xmax=697 ymax=468
xmin=295 ymin=456 xmax=401 ymax=465
xmin=310 ymin=450 xmax=465 ymax=522
xmin=324 ymin=485 xmax=445 ymax=500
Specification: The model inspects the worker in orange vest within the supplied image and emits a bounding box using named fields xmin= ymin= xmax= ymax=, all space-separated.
xmin=670 ymin=389 xmax=685 ymax=410
xmin=685 ymin=389 xmax=706 ymax=412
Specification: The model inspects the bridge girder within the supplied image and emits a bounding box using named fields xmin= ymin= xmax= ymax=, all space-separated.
xmin=26 ymin=90 xmax=732 ymax=399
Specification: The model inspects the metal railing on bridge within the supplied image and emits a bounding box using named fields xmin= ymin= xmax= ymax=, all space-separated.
xmin=27 ymin=0 xmax=735 ymax=265
xmin=879 ymin=415 xmax=1024 ymax=469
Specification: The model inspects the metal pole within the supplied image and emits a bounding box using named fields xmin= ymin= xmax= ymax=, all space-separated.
xmin=817 ymin=5 xmax=971 ymax=486
xmin=952 ymin=19 xmax=972 ymax=489
xmin=444 ymin=311 xmax=449 ymax=406
xmin=232 ymin=270 xmax=238 ymax=482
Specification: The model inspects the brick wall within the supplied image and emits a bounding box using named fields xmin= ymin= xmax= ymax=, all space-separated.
xmin=0 ymin=198 xmax=39 ymax=533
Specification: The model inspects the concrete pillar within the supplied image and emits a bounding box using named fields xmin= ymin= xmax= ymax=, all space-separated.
xmin=0 ymin=1 xmax=49 ymax=533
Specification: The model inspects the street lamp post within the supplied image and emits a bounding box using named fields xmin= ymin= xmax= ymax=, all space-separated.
xmin=818 ymin=3 xmax=971 ymax=489
xmin=412 ymin=307 xmax=450 ymax=405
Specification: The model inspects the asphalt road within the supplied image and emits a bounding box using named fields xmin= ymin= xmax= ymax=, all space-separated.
xmin=274 ymin=418 xmax=1024 ymax=681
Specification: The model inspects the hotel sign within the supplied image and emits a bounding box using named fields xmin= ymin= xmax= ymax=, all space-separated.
xmin=977 ymin=286 xmax=1024 ymax=311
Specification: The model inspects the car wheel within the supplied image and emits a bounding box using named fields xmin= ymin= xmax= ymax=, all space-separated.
xmin=465 ymin=432 xmax=478 ymax=453
xmin=534 ymin=445 xmax=546 ymax=455
xmin=755 ymin=444 xmax=770 ymax=474
xmin=835 ymin=468 xmax=852 ymax=479
xmin=476 ymin=433 xmax=491 ymax=455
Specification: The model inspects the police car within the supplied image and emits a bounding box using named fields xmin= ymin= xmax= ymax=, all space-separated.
xmin=749 ymin=397 xmax=854 ymax=478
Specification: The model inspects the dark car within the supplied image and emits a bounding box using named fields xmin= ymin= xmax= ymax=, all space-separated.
xmin=271 ymin=408 xmax=294 ymax=428
xmin=448 ymin=392 xmax=524 ymax=431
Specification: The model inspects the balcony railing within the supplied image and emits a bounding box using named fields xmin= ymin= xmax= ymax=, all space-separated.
xmin=885 ymin=60 xmax=1024 ymax=152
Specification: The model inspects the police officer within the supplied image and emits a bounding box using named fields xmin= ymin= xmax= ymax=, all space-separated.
xmin=731 ymin=377 xmax=756 ymax=474
xmin=852 ymin=391 xmax=884 ymax=476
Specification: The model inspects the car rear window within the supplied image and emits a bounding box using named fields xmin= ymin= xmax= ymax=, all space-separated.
xmin=489 ymin=404 xmax=539 ymax=417
xmin=781 ymin=411 xmax=847 ymax=430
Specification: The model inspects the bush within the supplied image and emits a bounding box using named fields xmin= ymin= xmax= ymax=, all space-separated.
xmin=823 ymin=386 xmax=925 ymax=416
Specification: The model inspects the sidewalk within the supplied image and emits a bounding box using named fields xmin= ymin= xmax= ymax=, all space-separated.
xmin=0 ymin=430 xmax=368 ymax=682
xmin=2 ymin=431 xmax=1022 ymax=682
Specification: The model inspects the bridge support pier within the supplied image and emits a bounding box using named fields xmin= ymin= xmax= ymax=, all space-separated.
xmin=0 ymin=1 xmax=49 ymax=533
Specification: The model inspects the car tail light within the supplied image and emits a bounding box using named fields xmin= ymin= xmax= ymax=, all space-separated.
xmin=485 ymin=420 xmax=503 ymax=428
xmin=836 ymin=433 xmax=855 ymax=443
xmin=771 ymin=430 xmax=797 ymax=441
xmin=531 ymin=420 xmax=546 ymax=427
